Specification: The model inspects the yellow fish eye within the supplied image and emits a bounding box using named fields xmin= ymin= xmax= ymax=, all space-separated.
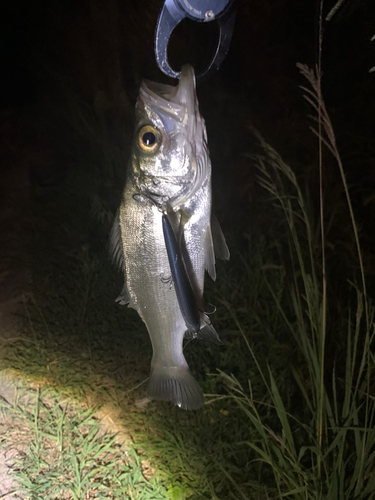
xmin=137 ymin=125 xmax=161 ymax=153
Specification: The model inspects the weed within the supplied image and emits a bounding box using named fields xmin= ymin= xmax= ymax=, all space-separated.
xmin=0 ymin=386 xmax=169 ymax=499
xmin=217 ymin=42 xmax=375 ymax=497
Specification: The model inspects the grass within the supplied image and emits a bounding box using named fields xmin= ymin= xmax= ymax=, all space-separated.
xmin=209 ymin=28 xmax=375 ymax=498
xmin=219 ymin=138 xmax=375 ymax=496
xmin=0 ymin=385 xmax=169 ymax=499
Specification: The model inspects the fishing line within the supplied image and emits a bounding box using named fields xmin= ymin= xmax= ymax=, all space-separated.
xmin=183 ymin=337 xmax=195 ymax=350
xmin=204 ymin=303 xmax=217 ymax=315
xmin=123 ymin=377 xmax=149 ymax=395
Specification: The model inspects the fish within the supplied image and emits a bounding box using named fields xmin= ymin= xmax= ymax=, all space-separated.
xmin=109 ymin=64 xmax=229 ymax=410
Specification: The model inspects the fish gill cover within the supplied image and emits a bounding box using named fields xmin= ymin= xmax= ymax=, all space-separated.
xmin=138 ymin=65 xmax=209 ymax=209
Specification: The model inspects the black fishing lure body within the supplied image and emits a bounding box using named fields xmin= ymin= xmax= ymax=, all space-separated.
xmin=162 ymin=213 xmax=201 ymax=334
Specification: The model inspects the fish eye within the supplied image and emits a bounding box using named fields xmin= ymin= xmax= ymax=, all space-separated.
xmin=137 ymin=125 xmax=161 ymax=153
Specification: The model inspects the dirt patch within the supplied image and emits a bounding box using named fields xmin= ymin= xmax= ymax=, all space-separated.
xmin=0 ymin=447 xmax=23 ymax=499
xmin=0 ymin=373 xmax=32 ymax=499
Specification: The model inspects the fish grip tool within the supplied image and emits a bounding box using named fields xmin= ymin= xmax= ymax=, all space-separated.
xmin=155 ymin=0 xmax=236 ymax=81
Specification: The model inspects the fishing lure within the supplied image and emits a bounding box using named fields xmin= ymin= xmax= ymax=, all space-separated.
xmin=162 ymin=213 xmax=201 ymax=334
xmin=162 ymin=212 xmax=222 ymax=345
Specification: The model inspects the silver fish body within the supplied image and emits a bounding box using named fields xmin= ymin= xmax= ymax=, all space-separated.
xmin=110 ymin=65 xmax=229 ymax=410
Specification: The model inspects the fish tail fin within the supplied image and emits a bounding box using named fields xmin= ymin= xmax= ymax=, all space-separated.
xmin=147 ymin=365 xmax=204 ymax=410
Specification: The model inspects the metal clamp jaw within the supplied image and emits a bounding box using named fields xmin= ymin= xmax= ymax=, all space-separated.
xmin=155 ymin=0 xmax=235 ymax=81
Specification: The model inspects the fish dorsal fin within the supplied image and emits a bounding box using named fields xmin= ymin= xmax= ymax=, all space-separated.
xmin=211 ymin=214 xmax=230 ymax=261
xmin=204 ymin=224 xmax=216 ymax=281
xmin=109 ymin=210 xmax=124 ymax=272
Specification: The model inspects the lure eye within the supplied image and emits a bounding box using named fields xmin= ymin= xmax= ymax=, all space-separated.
xmin=138 ymin=125 xmax=161 ymax=153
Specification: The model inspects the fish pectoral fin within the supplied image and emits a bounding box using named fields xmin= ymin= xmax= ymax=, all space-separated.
xmin=211 ymin=214 xmax=230 ymax=261
xmin=147 ymin=365 xmax=204 ymax=410
xmin=110 ymin=212 xmax=132 ymax=307
xmin=115 ymin=283 xmax=130 ymax=306
xmin=109 ymin=210 xmax=125 ymax=272
xmin=204 ymin=224 xmax=216 ymax=281
xmin=185 ymin=314 xmax=223 ymax=345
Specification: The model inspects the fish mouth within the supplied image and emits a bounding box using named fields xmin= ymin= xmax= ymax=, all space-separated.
xmin=139 ymin=65 xmax=209 ymax=211
xmin=140 ymin=64 xmax=197 ymax=133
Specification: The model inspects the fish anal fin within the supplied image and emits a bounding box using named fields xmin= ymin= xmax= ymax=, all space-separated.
xmin=147 ymin=365 xmax=204 ymax=410
xmin=185 ymin=315 xmax=223 ymax=345
xmin=211 ymin=214 xmax=230 ymax=261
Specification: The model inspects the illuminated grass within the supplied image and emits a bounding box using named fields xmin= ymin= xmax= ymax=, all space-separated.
xmin=0 ymin=210 xmax=252 ymax=499
xmin=0 ymin=386 xmax=168 ymax=499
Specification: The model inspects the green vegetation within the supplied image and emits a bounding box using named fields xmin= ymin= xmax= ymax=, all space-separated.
xmin=0 ymin=387 xmax=168 ymax=499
